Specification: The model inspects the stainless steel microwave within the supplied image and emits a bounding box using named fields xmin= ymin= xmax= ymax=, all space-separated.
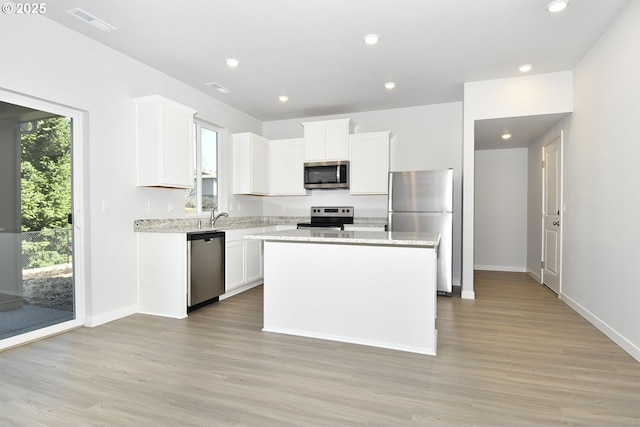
xmin=304 ymin=161 xmax=349 ymax=189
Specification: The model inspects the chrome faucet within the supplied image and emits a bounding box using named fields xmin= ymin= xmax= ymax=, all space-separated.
xmin=210 ymin=210 xmax=228 ymax=228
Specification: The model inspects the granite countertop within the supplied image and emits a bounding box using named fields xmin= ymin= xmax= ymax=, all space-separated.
xmin=134 ymin=216 xmax=387 ymax=233
xmin=244 ymin=228 xmax=440 ymax=248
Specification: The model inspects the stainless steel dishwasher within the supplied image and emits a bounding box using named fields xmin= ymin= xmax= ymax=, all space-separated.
xmin=187 ymin=231 xmax=225 ymax=312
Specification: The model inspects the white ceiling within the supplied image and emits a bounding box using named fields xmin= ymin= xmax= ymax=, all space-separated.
xmin=42 ymin=0 xmax=630 ymax=147
xmin=475 ymin=113 xmax=570 ymax=150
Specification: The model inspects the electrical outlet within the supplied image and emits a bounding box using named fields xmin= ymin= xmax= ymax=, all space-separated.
xmin=168 ymin=202 xmax=174 ymax=212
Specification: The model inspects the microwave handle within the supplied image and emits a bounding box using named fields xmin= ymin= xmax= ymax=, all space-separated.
xmin=336 ymin=165 xmax=341 ymax=183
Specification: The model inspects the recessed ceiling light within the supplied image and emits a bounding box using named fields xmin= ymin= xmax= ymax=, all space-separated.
xmin=67 ymin=8 xmax=116 ymax=32
xmin=279 ymin=95 xmax=289 ymax=102
xmin=363 ymin=34 xmax=380 ymax=45
xmin=225 ymin=58 xmax=240 ymax=68
xmin=519 ymin=64 xmax=533 ymax=73
xmin=502 ymin=133 xmax=512 ymax=140
xmin=206 ymin=82 xmax=231 ymax=94
xmin=546 ymin=0 xmax=569 ymax=13
xmin=384 ymin=82 xmax=396 ymax=90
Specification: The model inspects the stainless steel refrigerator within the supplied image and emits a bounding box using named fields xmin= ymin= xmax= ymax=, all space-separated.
xmin=387 ymin=169 xmax=453 ymax=295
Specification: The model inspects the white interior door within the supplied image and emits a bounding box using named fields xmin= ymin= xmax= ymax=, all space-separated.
xmin=542 ymin=135 xmax=562 ymax=294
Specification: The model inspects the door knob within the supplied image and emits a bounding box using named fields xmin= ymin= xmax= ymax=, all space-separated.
xmin=553 ymin=221 xmax=560 ymax=226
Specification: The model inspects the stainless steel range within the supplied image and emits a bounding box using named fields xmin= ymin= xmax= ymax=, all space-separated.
xmin=297 ymin=206 xmax=354 ymax=230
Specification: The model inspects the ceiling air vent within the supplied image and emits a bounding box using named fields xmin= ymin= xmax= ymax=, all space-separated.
xmin=67 ymin=8 xmax=116 ymax=32
xmin=206 ymin=82 xmax=232 ymax=94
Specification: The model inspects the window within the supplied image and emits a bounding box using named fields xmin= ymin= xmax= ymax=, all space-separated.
xmin=185 ymin=120 xmax=219 ymax=214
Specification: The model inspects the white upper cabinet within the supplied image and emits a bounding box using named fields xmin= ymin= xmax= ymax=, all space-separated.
xmin=349 ymin=131 xmax=391 ymax=195
xmin=302 ymin=119 xmax=353 ymax=162
xmin=135 ymin=95 xmax=196 ymax=188
xmin=270 ymin=138 xmax=306 ymax=196
xmin=233 ymin=132 xmax=270 ymax=195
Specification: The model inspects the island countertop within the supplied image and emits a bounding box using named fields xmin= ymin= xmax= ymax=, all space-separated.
xmin=244 ymin=228 xmax=439 ymax=247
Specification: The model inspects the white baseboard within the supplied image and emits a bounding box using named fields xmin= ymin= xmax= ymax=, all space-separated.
xmin=527 ymin=269 xmax=542 ymax=283
xmin=561 ymin=293 xmax=640 ymax=363
xmin=220 ymin=281 xmax=262 ymax=300
xmin=461 ymin=290 xmax=475 ymax=300
xmin=474 ymin=264 xmax=526 ymax=273
xmin=84 ymin=304 xmax=137 ymax=327
xmin=136 ymin=309 xmax=187 ymax=320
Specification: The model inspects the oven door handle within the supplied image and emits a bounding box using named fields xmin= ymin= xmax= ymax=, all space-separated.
xmin=297 ymin=224 xmax=344 ymax=230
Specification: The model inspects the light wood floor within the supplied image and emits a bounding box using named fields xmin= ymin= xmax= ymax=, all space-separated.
xmin=1 ymin=271 xmax=638 ymax=426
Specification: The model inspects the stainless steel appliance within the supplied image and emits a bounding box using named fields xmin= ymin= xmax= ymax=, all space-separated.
xmin=187 ymin=231 xmax=225 ymax=312
xmin=297 ymin=206 xmax=354 ymax=230
xmin=388 ymin=169 xmax=453 ymax=295
xmin=304 ymin=161 xmax=349 ymax=189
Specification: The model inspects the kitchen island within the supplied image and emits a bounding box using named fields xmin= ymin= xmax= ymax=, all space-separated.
xmin=244 ymin=229 xmax=440 ymax=355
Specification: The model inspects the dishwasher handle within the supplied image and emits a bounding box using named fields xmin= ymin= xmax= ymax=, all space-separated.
xmin=187 ymin=230 xmax=225 ymax=241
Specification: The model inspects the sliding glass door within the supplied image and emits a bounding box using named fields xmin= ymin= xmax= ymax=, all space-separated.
xmin=0 ymin=99 xmax=80 ymax=343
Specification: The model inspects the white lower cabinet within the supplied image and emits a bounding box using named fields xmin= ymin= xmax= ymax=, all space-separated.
xmin=245 ymin=239 xmax=263 ymax=283
xmin=225 ymin=239 xmax=246 ymax=292
xmin=223 ymin=227 xmax=275 ymax=298
xmin=136 ymin=226 xmax=281 ymax=317
xmin=137 ymin=232 xmax=188 ymax=319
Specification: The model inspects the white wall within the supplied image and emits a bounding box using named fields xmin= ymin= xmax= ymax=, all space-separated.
xmin=474 ymin=148 xmax=528 ymax=272
xmin=463 ymin=71 xmax=574 ymax=299
xmin=0 ymin=15 xmax=261 ymax=326
xmin=263 ymin=102 xmax=463 ymax=285
xmin=560 ymin=0 xmax=640 ymax=361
